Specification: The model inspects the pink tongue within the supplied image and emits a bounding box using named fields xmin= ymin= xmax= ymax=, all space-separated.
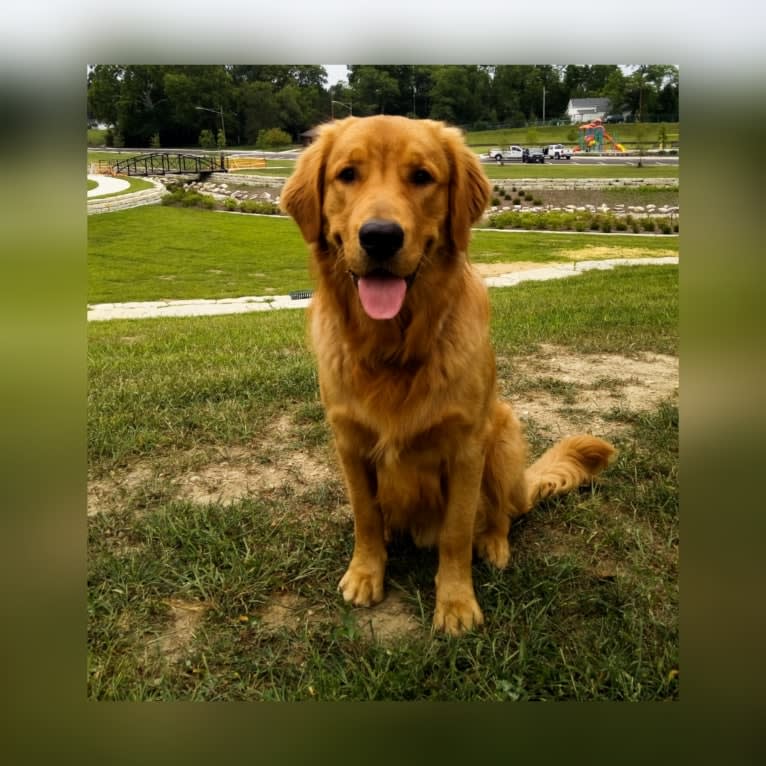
xmin=358 ymin=274 xmax=407 ymax=320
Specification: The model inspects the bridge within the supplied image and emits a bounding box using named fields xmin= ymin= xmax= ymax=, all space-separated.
xmin=112 ymin=152 xmax=227 ymax=178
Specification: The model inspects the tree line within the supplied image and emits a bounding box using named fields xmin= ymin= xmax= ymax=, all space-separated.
xmin=87 ymin=65 xmax=679 ymax=148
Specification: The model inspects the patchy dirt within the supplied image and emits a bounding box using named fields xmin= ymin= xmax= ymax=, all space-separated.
xmin=475 ymin=261 xmax=558 ymax=276
xmin=175 ymin=446 xmax=334 ymax=506
xmin=355 ymin=590 xmax=423 ymax=644
xmin=146 ymin=598 xmax=209 ymax=663
xmin=507 ymin=344 xmax=678 ymax=438
xmin=259 ymin=592 xmax=324 ymax=632
xmin=555 ymin=245 xmax=677 ymax=262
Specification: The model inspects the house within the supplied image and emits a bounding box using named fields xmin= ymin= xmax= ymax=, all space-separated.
xmin=300 ymin=126 xmax=321 ymax=145
xmin=566 ymin=98 xmax=611 ymax=124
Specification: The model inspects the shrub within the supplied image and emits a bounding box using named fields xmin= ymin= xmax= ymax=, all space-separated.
xmin=150 ymin=132 xmax=161 ymax=149
xmin=513 ymin=197 xmax=521 ymax=205
xmin=641 ymin=217 xmax=656 ymax=232
xmin=601 ymin=218 xmax=613 ymax=233
xmin=224 ymin=197 xmax=238 ymax=211
xmin=199 ymin=129 xmax=216 ymax=149
xmin=216 ymin=129 xmax=226 ymax=149
xmin=533 ymin=198 xmax=543 ymax=206
xmin=631 ymin=222 xmax=641 ymax=233
xmin=504 ymin=193 xmax=511 ymax=200
xmin=240 ymin=199 xmax=279 ymax=215
xmin=616 ymin=220 xmax=628 ymax=231
xmin=659 ymin=222 xmax=672 ymax=234
xmin=256 ymin=127 xmax=292 ymax=150
xmin=491 ymin=196 xmax=501 ymax=207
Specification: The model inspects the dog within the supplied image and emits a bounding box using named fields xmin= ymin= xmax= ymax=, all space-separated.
xmin=281 ymin=115 xmax=615 ymax=635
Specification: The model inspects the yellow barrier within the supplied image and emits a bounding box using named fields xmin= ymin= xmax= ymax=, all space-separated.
xmin=226 ymin=157 xmax=267 ymax=170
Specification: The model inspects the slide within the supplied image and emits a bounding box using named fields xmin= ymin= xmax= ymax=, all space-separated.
xmin=602 ymin=130 xmax=626 ymax=152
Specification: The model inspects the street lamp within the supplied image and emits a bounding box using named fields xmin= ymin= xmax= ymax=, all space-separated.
xmin=194 ymin=105 xmax=225 ymax=145
xmin=331 ymin=99 xmax=352 ymax=119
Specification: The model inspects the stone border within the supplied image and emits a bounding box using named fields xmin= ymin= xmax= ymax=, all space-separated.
xmin=87 ymin=177 xmax=169 ymax=216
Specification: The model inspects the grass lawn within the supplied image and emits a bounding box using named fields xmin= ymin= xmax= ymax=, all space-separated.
xmin=87 ymin=179 xmax=99 ymax=191
xmin=88 ymin=264 xmax=678 ymax=701
xmin=480 ymin=163 xmax=678 ymax=181
xmin=88 ymin=206 xmax=678 ymax=304
xmin=465 ymin=122 xmax=679 ymax=148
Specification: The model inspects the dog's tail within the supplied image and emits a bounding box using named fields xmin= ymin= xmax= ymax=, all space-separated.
xmin=524 ymin=435 xmax=616 ymax=509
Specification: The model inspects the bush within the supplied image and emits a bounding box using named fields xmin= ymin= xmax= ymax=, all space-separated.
xmin=518 ymin=190 xmax=526 ymax=198
xmin=240 ymin=199 xmax=280 ymax=215
xmin=491 ymin=196 xmax=501 ymax=207
xmin=641 ymin=217 xmax=656 ymax=232
xmin=224 ymin=197 xmax=238 ymax=211
xmin=659 ymin=222 xmax=672 ymax=234
xmin=532 ymin=198 xmax=543 ymax=206
xmin=150 ymin=132 xmax=161 ymax=149
xmin=199 ymin=129 xmax=216 ymax=149
xmin=513 ymin=197 xmax=521 ymax=205
xmin=616 ymin=220 xmax=628 ymax=231
xmin=256 ymin=127 xmax=292 ymax=150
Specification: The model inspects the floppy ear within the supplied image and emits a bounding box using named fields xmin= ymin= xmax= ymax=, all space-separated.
xmin=280 ymin=123 xmax=336 ymax=244
xmin=442 ymin=125 xmax=492 ymax=253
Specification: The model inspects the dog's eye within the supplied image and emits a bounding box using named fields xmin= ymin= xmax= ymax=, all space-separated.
xmin=337 ymin=166 xmax=356 ymax=183
xmin=411 ymin=168 xmax=434 ymax=186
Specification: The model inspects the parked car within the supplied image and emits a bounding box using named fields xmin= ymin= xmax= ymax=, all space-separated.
xmin=488 ymin=145 xmax=524 ymax=162
xmin=544 ymin=143 xmax=572 ymax=160
xmin=522 ymin=147 xmax=545 ymax=164
xmin=605 ymin=114 xmax=625 ymax=124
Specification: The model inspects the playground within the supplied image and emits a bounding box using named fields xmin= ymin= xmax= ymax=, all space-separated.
xmin=575 ymin=118 xmax=626 ymax=153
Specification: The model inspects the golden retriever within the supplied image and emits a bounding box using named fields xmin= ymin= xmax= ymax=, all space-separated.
xmin=281 ymin=115 xmax=615 ymax=635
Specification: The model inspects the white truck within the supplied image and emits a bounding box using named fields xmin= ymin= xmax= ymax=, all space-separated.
xmin=488 ymin=145 xmax=524 ymax=162
xmin=544 ymin=144 xmax=572 ymax=160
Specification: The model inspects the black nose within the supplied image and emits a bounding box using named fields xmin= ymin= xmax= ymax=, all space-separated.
xmin=359 ymin=219 xmax=404 ymax=261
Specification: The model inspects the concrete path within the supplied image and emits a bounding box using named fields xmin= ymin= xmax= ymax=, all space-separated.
xmin=88 ymin=174 xmax=131 ymax=198
xmin=87 ymin=256 xmax=678 ymax=322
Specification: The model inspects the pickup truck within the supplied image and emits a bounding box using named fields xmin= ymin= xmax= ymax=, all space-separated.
xmin=488 ymin=145 xmax=524 ymax=162
xmin=544 ymin=144 xmax=572 ymax=160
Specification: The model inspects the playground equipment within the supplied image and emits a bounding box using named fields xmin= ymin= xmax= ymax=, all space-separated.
xmin=578 ymin=119 xmax=626 ymax=153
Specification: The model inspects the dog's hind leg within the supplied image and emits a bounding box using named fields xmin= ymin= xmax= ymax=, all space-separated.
xmin=474 ymin=401 xmax=529 ymax=569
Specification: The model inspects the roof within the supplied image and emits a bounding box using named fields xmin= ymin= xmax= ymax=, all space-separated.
xmin=568 ymin=98 xmax=611 ymax=111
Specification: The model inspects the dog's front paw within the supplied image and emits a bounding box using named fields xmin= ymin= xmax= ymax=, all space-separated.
xmin=339 ymin=560 xmax=385 ymax=607
xmin=433 ymin=591 xmax=484 ymax=636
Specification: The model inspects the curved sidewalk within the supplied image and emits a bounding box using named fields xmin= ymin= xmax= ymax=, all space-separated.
xmin=88 ymin=174 xmax=131 ymax=197
xmin=87 ymin=256 xmax=678 ymax=322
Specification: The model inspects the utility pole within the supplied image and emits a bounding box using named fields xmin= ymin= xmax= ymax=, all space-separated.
xmin=543 ymin=86 xmax=546 ymax=124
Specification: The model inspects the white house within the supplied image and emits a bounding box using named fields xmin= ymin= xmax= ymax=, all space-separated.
xmin=566 ymin=98 xmax=611 ymax=124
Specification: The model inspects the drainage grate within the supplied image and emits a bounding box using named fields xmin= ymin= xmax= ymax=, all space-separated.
xmin=289 ymin=290 xmax=314 ymax=300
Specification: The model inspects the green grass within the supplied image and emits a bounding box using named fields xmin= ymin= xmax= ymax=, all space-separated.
xmin=230 ymin=161 xmax=295 ymax=177
xmin=88 ymin=206 xmax=678 ymax=304
xmin=465 ymin=122 xmax=679 ymax=147
xmin=87 ymin=179 xmax=98 ymax=191
xmin=88 ymin=207 xmax=313 ymax=303
xmin=88 ymin=264 xmax=678 ymax=700
xmin=480 ymin=163 xmax=678 ymax=181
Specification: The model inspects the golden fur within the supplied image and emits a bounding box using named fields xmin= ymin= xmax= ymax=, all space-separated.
xmin=281 ymin=115 xmax=615 ymax=635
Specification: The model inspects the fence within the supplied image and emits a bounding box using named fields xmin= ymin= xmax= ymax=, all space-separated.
xmin=225 ymin=157 xmax=267 ymax=171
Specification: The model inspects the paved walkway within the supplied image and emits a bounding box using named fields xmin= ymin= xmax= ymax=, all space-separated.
xmin=88 ymin=174 xmax=131 ymax=198
xmin=87 ymin=256 xmax=678 ymax=321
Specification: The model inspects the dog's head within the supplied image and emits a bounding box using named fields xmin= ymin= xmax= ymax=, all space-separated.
xmin=281 ymin=115 xmax=490 ymax=320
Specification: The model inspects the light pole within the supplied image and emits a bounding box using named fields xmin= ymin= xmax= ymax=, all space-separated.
xmin=331 ymin=99 xmax=352 ymax=119
xmin=194 ymin=105 xmax=225 ymax=145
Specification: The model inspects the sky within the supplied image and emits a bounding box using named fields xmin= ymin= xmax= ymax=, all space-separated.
xmin=324 ymin=65 xmax=349 ymax=85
